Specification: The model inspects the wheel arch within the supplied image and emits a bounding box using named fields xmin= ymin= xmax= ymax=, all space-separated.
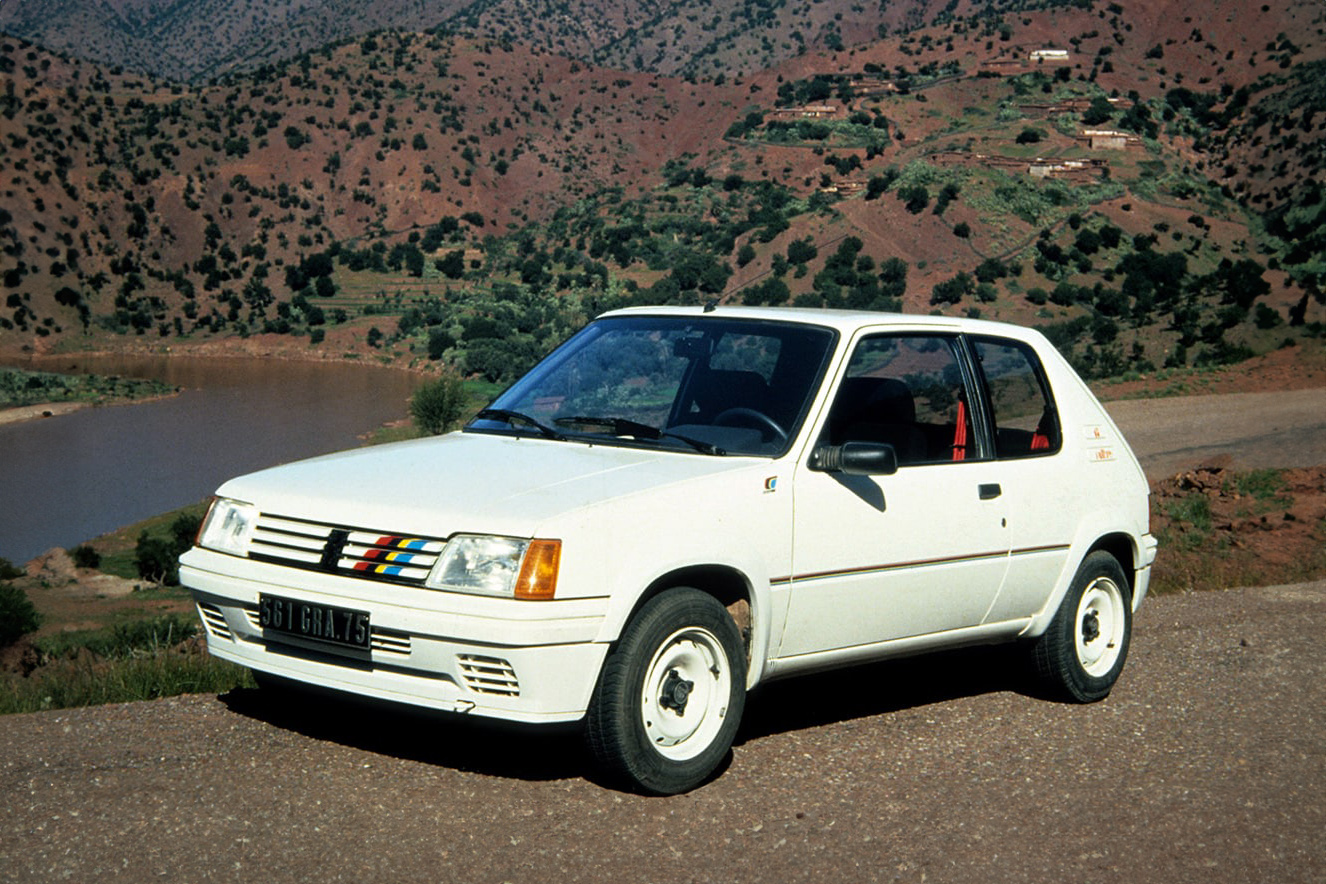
xmin=619 ymin=564 xmax=765 ymax=688
xmin=1085 ymin=532 xmax=1137 ymax=597
xmin=1026 ymin=528 xmax=1144 ymax=638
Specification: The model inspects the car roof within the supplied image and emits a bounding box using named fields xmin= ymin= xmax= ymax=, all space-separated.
xmin=599 ymin=305 xmax=1047 ymax=343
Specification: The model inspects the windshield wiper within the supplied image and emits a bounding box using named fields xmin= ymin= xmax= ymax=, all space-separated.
xmin=660 ymin=431 xmax=726 ymax=456
xmin=473 ymin=408 xmax=566 ymax=440
xmin=553 ymin=415 xmax=725 ymax=456
xmin=554 ymin=415 xmax=660 ymax=439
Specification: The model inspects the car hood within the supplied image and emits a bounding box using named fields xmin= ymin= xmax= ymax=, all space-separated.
xmin=216 ymin=430 xmax=759 ymax=538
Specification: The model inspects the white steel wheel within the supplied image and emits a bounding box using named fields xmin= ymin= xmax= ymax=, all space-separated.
xmin=640 ymin=626 xmax=733 ymax=761
xmin=585 ymin=588 xmax=747 ymax=795
xmin=1032 ymin=550 xmax=1133 ymax=703
xmin=1075 ymin=575 xmax=1127 ymax=678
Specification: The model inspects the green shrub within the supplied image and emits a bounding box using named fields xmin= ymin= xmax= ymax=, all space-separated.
xmin=134 ymin=513 xmax=201 ymax=585
xmin=35 ymin=614 xmax=197 ymax=660
xmin=69 ymin=545 xmax=101 ymax=569
xmin=0 ymin=584 xmax=41 ymax=647
xmin=0 ymin=646 xmax=254 ymax=715
xmin=0 ymin=558 xmax=22 ymax=580
xmin=410 ymin=373 xmax=466 ymax=435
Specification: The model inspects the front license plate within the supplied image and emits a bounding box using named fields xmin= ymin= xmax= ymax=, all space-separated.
xmin=258 ymin=594 xmax=371 ymax=650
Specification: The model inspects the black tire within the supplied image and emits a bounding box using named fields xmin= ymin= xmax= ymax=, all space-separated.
xmin=1031 ymin=550 xmax=1132 ymax=703
xmin=585 ymin=588 xmax=747 ymax=795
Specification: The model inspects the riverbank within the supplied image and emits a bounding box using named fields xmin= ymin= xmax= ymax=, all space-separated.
xmin=0 ymin=366 xmax=179 ymax=426
xmin=0 ymin=401 xmax=90 ymax=425
xmin=0 ymin=390 xmax=188 ymax=427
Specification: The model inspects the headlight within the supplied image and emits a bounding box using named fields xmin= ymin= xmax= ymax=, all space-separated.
xmin=197 ymin=497 xmax=258 ymax=556
xmin=426 ymin=535 xmax=561 ymax=600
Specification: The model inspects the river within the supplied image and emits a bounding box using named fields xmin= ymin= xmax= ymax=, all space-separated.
xmin=0 ymin=354 xmax=423 ymax=565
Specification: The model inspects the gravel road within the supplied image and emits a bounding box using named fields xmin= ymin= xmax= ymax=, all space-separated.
xmin=3 ymin=388 xmax=1324 ymax=883
xmin=1107 ymin=388 xmax=1326 ymax=479
xmin=2 ymin=580 xmax=1323 ymax=883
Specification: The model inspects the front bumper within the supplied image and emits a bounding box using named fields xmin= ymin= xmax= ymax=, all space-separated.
xmin=181 ymin=547 xmax=610 ymax=724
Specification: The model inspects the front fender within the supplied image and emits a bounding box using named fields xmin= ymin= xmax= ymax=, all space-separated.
xmin=541 ymin=461 xmax=793 ymax=689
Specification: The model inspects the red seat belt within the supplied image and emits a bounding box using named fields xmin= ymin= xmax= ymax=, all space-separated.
xmin=952 ymin=399 xmax=968 ymax=461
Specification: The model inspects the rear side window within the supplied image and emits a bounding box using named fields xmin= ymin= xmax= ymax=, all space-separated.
xmin=971 ymin=337 xmax=1060 ymax=458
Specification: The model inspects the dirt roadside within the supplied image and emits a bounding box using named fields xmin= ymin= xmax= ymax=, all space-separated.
xmin=0 ymin=580 xmax=1321 ymax=883
xmin=1106 ymin=387 xmax=1326 ymax=480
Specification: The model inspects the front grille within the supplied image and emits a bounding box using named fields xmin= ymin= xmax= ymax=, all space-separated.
xmin=197 ymin=602 xmax=233 ymax=640
xmin=457 ymin=654 xmax=520 ymax=696
xmin=249 ymin=513 xmax=446 ymax=586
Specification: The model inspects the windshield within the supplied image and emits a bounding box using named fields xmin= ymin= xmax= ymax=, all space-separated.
xmin=467 ymin=315 xmax=837 ymax=456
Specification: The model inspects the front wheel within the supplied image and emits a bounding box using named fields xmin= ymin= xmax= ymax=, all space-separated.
xmin=586 ymin=588 xmax=747 ymax=795
xmin=1031 ymin=551 xmax=1132 ymax=703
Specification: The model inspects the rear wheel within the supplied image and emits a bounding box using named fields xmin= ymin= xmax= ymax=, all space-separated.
xmin=586 ymin=588 xmax=746 ymax=795
xmin=1032 ymin=551 xmax=1132 ymax=702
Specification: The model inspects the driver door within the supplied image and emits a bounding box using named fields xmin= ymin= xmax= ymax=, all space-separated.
xmin=778 ymin=333 xmax=1011 ymax=658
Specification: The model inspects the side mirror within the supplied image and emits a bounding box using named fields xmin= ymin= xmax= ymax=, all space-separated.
xmin=810 ymin=441 xmax=899 ymax=476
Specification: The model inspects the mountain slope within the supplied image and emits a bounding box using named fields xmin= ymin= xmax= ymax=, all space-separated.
xmin=2 ymin=0 xmax=1082 ymax=83
xmin=1 ymin=1 xmax=1323 ymax=382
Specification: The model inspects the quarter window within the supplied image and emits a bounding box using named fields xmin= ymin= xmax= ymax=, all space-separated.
xmin=971 ymin=337 xmax=1061 ymax=458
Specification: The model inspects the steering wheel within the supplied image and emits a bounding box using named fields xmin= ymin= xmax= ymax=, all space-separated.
xmin=713 ymin=407 xmax=788 ymax=443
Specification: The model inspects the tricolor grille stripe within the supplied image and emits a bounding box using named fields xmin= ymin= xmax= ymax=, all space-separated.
xmin=251 ymin=513 xmax=447 ymax=587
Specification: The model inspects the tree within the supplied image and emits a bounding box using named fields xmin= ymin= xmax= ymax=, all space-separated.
xmin=70 ymin=545 xmax=101 ymax=568
xmin=899 ymin=184 xmax=929 ymax=214
xmin=786 ymin=238 xmax=818 ymax=265
xmin=930 ymin=272 xmax=974 ymax=305
xmin=0 ymin=583 xmax=41 ymax=647
xmin=410 ymin=373 xmax=467 ymax=435
xmin=1081 ymin=96 xmax=1114 ymax=126
xmin=437 ymin=250 xmax=466 ymax=279
xmin=865 ymin=175 xmax=889 ymax=200
xmin=428 ymin=328 xmax=456 ymax=359
xmin=133 ymin=513 xmax=200 ymax=586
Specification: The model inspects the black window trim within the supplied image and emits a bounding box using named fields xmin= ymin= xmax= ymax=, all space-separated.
xmin=965 ymin=333 xmax=1063 ymax=461
xmin=815 ymin=330 xmax=997 ymax=468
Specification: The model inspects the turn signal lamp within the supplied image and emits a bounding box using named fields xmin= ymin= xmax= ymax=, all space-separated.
xmin=515 ymin=539 xmax=561 ymax=600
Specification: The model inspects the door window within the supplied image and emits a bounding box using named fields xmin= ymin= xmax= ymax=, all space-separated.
xmin=823 ymin=335 xmax=974 ymax=465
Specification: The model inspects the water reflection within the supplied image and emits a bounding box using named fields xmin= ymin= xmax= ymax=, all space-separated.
xmin=0 ymin=355 xmax=421 ymax=564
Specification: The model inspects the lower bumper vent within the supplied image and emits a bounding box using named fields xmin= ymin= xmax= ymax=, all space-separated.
xmin=457 ymin=655 xmax=520 ymax=697
xmin=197 ymin=602 xmax=233 ymax=640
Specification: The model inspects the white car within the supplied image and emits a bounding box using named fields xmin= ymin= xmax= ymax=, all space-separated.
xmin=182 ymin=306 xmax=1156 ymax=793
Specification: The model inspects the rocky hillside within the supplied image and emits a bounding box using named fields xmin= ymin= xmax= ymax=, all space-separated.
xmin=0 ymin=0 xmax=1323 ymax=383
xmin=1 ymin=0 xmax=1058 ymax=84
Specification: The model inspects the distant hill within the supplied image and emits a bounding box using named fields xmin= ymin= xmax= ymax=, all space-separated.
xmin=3 ymin=0 xmax=1063 ymax=84
xmin=1 ymin=1 xmax=1323 ymax=383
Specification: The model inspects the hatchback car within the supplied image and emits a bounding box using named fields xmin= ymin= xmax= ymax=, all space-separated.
xmin=182 ymin=306 xmax=1156 ymax=793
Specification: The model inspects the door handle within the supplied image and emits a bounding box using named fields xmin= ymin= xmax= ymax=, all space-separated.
xmin=978 ymin=483 xmax=1002 ymax=500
